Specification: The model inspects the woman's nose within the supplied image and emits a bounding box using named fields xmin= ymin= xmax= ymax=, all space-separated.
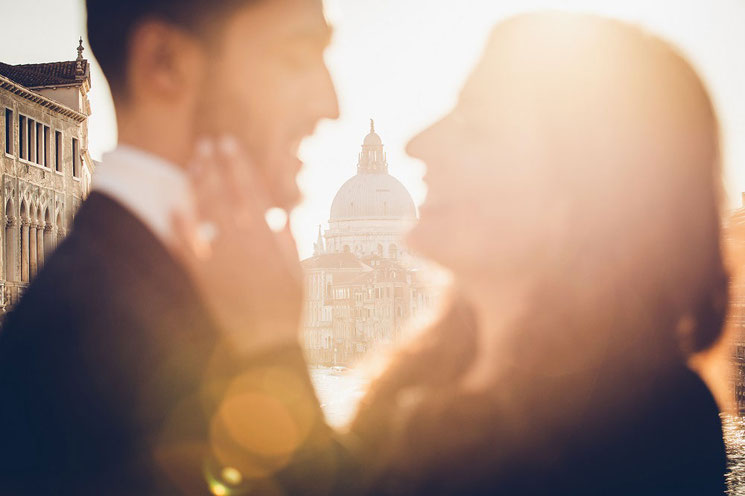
xmin=406 ymin=125 xmax=434 ymax=161
xmin=407 ymin=116 xmax=453 ymax=166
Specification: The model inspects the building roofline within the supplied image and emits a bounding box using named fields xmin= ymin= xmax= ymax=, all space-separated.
xmin=0 ymin=74 xmax=88 ymax=122
xmin=27 ymin=82 xmax=83 ymax=90
xmin=6 ymin=59 xmax=91 ymax=89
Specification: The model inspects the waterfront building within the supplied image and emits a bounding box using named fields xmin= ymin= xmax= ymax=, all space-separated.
xmin=302 ymin=122 xmax=433 ymax=365
xmin=0 ymin=40 xmax=94 ymax=311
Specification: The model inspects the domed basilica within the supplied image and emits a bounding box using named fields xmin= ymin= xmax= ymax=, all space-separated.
xmin=301 ymin=122 xmax=433 ymax=365
xmin=324 ymin=120 xmax=417 ymax=260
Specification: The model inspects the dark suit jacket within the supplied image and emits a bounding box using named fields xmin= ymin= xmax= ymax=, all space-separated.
xmin=0 ymin=192 xmax=227 ymax=493
xmin=0 ymin=191 xmax=315 ymax=495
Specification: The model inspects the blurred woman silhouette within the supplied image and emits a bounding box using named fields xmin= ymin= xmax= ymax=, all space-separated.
xmin=178 ymin=11 xmax=729 ymax=496
xmin=349 ymin=12 xmax=729 ymax=495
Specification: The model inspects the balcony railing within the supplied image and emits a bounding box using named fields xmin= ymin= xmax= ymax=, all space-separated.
xmin=1 ymin=281 xmax=29 ymax=313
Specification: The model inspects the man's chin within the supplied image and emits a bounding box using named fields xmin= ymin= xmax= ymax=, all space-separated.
xmin=262 ymin=153 xmax=304 ymax=211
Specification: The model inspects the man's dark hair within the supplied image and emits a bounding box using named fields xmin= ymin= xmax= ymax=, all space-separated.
xmin=86 ymin=0 xmax=253 ymax=99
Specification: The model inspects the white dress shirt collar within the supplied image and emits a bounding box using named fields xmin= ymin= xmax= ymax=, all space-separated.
xmin=93 ymin=144 xmax=194 ymax=245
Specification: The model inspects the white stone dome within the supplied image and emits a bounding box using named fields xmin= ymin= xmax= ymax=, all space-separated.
xmin=330 ymin=172 xmax=417 ymax=221
xmin=363 ymin=131 xmax=382 ymax=146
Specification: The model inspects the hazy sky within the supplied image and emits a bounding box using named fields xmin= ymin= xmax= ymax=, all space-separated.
xmin=2 ymin=0 xmax=745 ymax=258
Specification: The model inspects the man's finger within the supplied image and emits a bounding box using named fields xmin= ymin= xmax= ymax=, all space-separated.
xmin=171 ymin=211 xmax=211 ymax=264
xmin=190 ymin=138 xmax=235 ymax=234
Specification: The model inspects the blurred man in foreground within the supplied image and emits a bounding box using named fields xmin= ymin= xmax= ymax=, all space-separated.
xmin=0 ymin=0 xmax=337 ymax=493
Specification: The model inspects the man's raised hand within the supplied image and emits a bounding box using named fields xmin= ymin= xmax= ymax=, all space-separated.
xmin=172 ymin=136 xmax=304 ymax=355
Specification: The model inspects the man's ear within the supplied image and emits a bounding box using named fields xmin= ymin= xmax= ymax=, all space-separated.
xmin=127 ymin=19 xmax=206 ymax=103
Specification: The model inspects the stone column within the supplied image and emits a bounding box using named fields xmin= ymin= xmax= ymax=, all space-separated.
xmin=57 ymin=227 xmax=66 ymax=246
xmin=29 ymin=223 xmax=37 ymax=278
xmin=36 ymin=223 xmax=44 ymax=269
xmin=20 ymin=220 xmax=29 ymax=282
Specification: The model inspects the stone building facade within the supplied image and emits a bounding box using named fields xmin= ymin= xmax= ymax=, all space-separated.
xmin=301 ymin=123 xmax=434 ymax=365
xmin=0 ymin=40 xmax=94 ymax=311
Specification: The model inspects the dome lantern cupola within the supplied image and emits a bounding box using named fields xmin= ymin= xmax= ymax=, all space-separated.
xmin=329 ymin=121 xmax=416 ymax=222
xmin=358 ymin=118 xmax=387 ymax=173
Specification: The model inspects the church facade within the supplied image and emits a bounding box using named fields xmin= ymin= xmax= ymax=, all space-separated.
xmin=301 ymin=123 xmax=434 ymax=365
xmin=0 ymin=40 xmax=94 ymax=312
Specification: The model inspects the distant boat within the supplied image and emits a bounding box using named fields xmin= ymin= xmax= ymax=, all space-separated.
xmin=331 ymin=366 xmax=348 ymax=374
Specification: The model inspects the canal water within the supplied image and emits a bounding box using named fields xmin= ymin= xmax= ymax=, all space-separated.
xmin=724 ymin=415 xmax=745 ymax=495
xmin=309 ymin=366 xmax=368 ymax=427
